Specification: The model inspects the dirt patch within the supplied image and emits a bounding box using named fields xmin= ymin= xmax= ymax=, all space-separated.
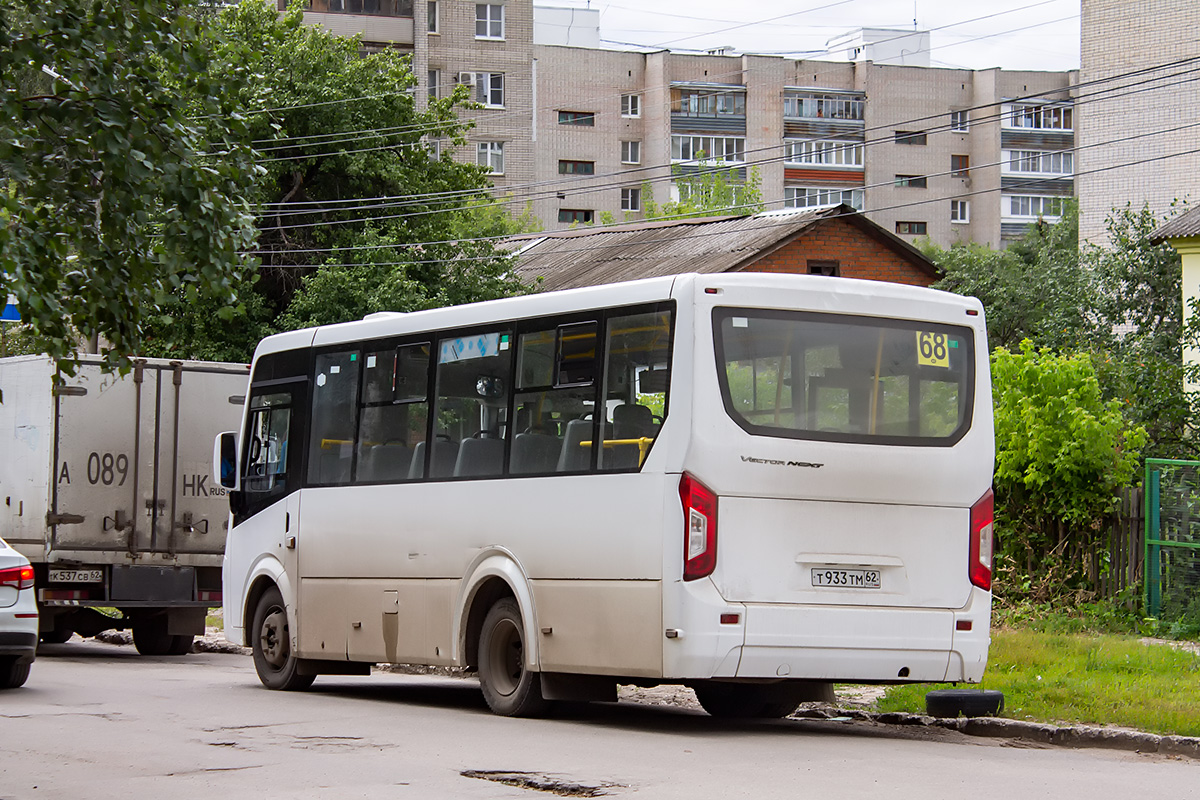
xmin=462 ymin=770 xmax=623 ymax=797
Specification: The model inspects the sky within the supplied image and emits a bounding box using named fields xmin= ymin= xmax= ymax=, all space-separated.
xmin=557 ymin=0 xmax=1081 ymax=72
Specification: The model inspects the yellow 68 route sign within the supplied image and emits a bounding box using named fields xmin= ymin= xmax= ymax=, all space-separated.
xmin=916 ymin=331 xmax=950 ymax=368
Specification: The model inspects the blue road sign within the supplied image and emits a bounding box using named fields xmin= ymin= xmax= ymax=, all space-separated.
xmin=2 ymin=295 xmax=18 ymax=322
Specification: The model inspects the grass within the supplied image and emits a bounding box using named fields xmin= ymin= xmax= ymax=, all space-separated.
xmin=878 ymin=627 xmax=1200 ymax=736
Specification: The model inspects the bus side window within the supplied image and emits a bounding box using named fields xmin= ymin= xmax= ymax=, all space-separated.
xmin=356 ymin=343 xmax=430 ymax=483
xmin=429 ymin=329 xmax=512 ymax=480
xmin=599 ymin=309 xmax=672 ymax=471
xmin=511 ymin=324 xmax=598 ymax=475
xmin=308 ymin=350 xmax=361 ymax=485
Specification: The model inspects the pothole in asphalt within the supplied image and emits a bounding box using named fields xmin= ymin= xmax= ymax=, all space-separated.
xmin=461 ymin=770 xmax=623 ymax=797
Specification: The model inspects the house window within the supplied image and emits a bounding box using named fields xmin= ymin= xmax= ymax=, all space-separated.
xmin=671 ymin=135 xmax=745 ymax=162
xmin=1006 ymin=195 xmax=1065 ymax=219
xmin=951 ymin=200 xmax=970 ymax=223
xmin=950 ymin=110 xmax=969 ymax=132
xmin=951 ymin=155 xmax=970 ymax=177
xmin=621 ymin=94 xmax=641 ymax=118
xmin=785 ymin=140 xmax=863 ymax=167
xmin=895 ymin=130 xmax=927 ymax=146
xmin=425 ymin=138 xmax=441 ymax=160
xmin=428 ymin=69 xmax=439 ymax=100
xmin=670 ymin=87 xmax=746 ymax=117
xmin=477 ymin=141 xmax=504 ymax=174
xmin=1005 ymin=150 xmax=1073 ymax=175
xmin=621 ymin=140 xmax=641 ymax=164
xmin=807 ymin=259 xmax=840 ymax=276
xmin=475 ymin=4 xmax=504 ymax=39
xmin=895 ymin=221 xmax=927 ymax=235
xmin=558 ymin=209 xmax=594 ymax=224
xmin=558 ymin=160 xmax=595 ymax=175
xmin=621 ymin=187 xmax=641 ymax=212
xmin=894 ymin=175 xmax=927 ymax=188
xmin=427 ymin=0 xmax=438 ymax=32
xmin=784 ymin=186 xmax=864 ymax=211
xmin=474 ymin=72 xmax=504 ymax=107
xmin=558 ymin=111 xmax=595 ymax=126
xmin=1005 ymin=103 xmax=1073 ymax=131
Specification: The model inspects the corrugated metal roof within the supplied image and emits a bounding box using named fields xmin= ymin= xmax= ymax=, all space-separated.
xmin=510 ymin=208 xmax=834 ymax=292
xmin=1152 ymin=205 xmax=1200 ymax=242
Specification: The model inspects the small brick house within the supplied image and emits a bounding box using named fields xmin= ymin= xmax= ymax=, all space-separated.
xmin=509 ymin=205 xmax=940 ymax=291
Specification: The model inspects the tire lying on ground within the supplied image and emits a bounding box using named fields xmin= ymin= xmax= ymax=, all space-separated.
xmin=925 ymin=688 xmax=1005 ymax=718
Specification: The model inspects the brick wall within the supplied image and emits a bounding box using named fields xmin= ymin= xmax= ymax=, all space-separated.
xmin=741 ymin=218 xmax=936 ymax=287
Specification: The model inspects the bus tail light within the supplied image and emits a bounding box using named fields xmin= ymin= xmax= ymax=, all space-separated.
xmin=0 ymin=565 xmax=35 ymax=591
xmin=680 ymin=473 xmax=717 ymax=581
xmin=969 ymin=489 xmax=994 ymax=591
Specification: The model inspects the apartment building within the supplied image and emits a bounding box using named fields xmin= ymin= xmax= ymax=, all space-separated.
xmin=1079 ymin=0 xmax=1200 ymax=244
xmin=284 ymin=1 xmax=1076 ymax=249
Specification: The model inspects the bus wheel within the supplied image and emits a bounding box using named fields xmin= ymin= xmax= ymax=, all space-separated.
xmin=478 ymin=598 xmax=549 ymax=717
xmin=251 ymin=587 xmax=314 ymax=691
xmin=694 ymin=683 xmax=802 ymax=719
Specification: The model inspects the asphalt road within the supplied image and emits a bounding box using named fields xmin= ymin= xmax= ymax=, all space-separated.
xmin=1 ymin=638 xmax=1195 ymax=800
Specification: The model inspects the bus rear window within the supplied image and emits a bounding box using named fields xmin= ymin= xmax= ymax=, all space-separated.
xmin=714 ymin=309 xmax=974 ymax=446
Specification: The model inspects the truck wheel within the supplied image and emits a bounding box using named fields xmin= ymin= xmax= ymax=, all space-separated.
xmin=39 ymin=627 xmax=73 ymax=645
xmin=477 ymin=598 xmax=549 ymax=717
xmin=0 ymin=658 xmax=31 ymax=689
xmin=251 ymin=586 xmax=314 ymax=691
xmin=132 ymin=616 xmax=192 ymax=657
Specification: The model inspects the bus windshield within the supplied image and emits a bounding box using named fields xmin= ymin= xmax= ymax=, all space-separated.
xmin=714 ymin=308 xmax=974 ymax=446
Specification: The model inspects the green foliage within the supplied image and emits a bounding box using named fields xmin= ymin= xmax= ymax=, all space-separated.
xmin=991 ymin=342 xmax=1147 ymax=599
xmin=0 ymin=0 xmax=259 ymax=372
xmin=928 ymin=201 xmax=1086 ymax=350
xmin=642 ymin=163 xmax=763 ymax=220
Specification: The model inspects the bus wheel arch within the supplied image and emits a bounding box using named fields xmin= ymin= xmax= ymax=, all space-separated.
xmin=241 ymin=559 xmax=294 ymax=648
xmin=457 ymin=551 xmax=540 ymax=672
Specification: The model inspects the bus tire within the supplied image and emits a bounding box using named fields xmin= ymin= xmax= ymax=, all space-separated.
xmin=694 ymin=683 xmax=802 ymax=719
xmin=478 ymin=598 xmax=549 ymax=717
xmin=251 ymin=587 xmax=315 ymax=691
xmin=925 ymin=688 xmax=1004 ymax=718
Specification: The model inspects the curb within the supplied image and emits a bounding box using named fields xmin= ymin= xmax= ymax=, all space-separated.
xmin=794 ymin=707 xmax=1200 ymax=758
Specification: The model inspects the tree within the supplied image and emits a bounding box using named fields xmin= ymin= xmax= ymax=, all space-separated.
xmin=991 ymin=342 xmax=1147 ymax=600
xmin=142 ymin=1 xmax=530 ymax=355
xmin=642 ymin=162 xmax=764 ymax=220
xmin=0 ymin=0 xmax=259 ymax=373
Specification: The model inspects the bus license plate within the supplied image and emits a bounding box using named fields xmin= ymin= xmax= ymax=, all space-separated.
xmin=811 ymin=568 xmax=881 ymax=589
xmin=49 ymin=569 xmax=103 ymax=583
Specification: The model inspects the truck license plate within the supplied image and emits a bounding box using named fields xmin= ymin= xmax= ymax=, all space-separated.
xmin=49 ymin=568 xmax=103 ymax=583
xmin=811 ymin=568 xmax=881 ymax=589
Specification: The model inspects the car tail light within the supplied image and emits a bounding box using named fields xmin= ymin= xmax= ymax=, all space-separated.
xmin=969 ymin=489 xmax=994 ymax=591
xmin=0 ymin=565 xmax=35 ymax=591
xmin=680 ymin=473 xmax=717 ymax=581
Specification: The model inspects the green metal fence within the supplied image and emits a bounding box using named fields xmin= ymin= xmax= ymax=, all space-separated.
xmin=1145 ymin=458 xmax=1200 ymax=618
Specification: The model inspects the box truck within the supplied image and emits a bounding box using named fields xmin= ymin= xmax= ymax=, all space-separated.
xmin=0 ymin=355 xmax=248 ymax=654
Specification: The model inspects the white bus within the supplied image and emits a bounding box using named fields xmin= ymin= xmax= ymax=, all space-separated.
xmin=215 ymin=272 xmax=994 ymax=718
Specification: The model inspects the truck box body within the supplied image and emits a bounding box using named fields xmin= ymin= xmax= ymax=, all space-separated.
xmin=0 ymin=356 xmax=248 ymax=644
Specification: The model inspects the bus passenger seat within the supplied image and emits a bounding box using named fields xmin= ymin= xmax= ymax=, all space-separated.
xmin=454 ymin=436 xmax=505 ymax=478
xmin=510 ymin=432 xmax=561 ymax=474
xmin=557 ymin=419 xmax=594 ymax=472
xmin=613 ymin=403 xmax=655 ymax=439
xmin=409 ymin=438 xmax=461 ymax=480
xmin=361 ymin=443 xmax=412 ymax=481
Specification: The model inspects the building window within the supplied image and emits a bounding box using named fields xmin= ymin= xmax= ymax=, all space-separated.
xmin=1004 ymin=150 xmax=1074 ymax=175
xmin=808 ymin=259 xmax=840 ymax=276
xmin=951 ymin=200 xmax=970 ymax=223
xmin=477 ymin=141 xmax=504 ymax=174
xmin=951 ymin=154 xmax=970 ymax=177
xmin=427 ymin=0 xmax=438 ymax=32
xmin=305 ymin=0 xmax=414 ymax=17
xmin=621 ymin=140 xmax=641 ymax=164
xmin=473 ymin=72 xmax=504 ymax=107
xmin=783 ymin=92 xmax=864 ymax=120
xmin=621 ymin=187 xmax=641 ymax=212
xmin=670 ymin=87 xmax=746 ymax=117
xmin=475 ymin=3 xmax=504 ymax=39
xmin=895 ymin=221 xmax=927 ymax=236
xmin=895 ymin=130 xmax=927 ymax=146
xmin=785 ymin=140 xmax=863 ymax=167
xmin=558 ymin=160 xmax=595 ymax=175
xmin=558 ymin=111 xmax=595 ymax=126
xmin=1006 ymin=195 xmax=1065 ymax=219
xmin=950 ymin=110 xmax=969 ymax=132
xmin=428 ymin=69 xmax=439 ymax=100
xmin=784 ymin=186 xmax=863 ymax=211
xmin=671 ymin=135 xmax=745 ymax=162
xmin=1004 ymin=103 xmax=1073 ymax=131
xmin=621 ymin=94 xmax=641 ymax=118
xmin=558 ymin=209 xmax=594 ymax=224
xmin=894 ymin=175 xmax=927 ymax=188
xmin=425 ymin=138 xmax=441 ymax=160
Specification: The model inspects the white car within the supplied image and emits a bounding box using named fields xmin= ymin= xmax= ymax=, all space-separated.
xmin=0 ymin=536 xmax=36 ymax=688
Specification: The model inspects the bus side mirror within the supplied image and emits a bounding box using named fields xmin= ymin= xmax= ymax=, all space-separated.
xmin=214 ymin=431 xmax=239 ymax=491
